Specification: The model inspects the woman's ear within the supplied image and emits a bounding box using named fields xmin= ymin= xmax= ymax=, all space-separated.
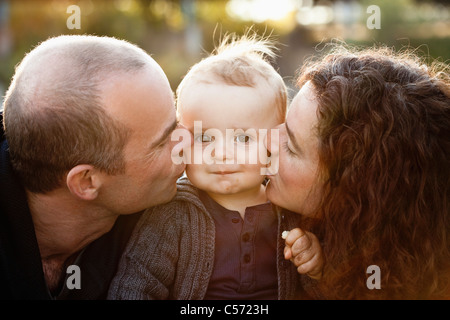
xmin=66 ymin=164 xmax=102 ymax=200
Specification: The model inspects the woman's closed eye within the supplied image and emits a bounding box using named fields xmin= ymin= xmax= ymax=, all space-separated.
xmin=283 ymin=141 xmax=296 ymax=156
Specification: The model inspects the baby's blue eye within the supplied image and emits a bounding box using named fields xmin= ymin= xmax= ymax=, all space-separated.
xmin=195 ymin=134 xmax=214 ymax=143
xmin=235 ymin=134 xmax=251 ymax=143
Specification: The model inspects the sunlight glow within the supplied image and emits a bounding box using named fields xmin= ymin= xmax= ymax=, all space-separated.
xmin=296 ymin=5 xmax=334 ymax=25
xmin=226 ymin=0 xmax=298 ymax=23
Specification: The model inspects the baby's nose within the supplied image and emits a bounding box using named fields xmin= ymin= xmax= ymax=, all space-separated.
xmin=212 ymin=138 xmax=233 ymax=162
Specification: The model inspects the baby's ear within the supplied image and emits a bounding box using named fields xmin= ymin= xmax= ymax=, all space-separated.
xmin=66 ymin=165 xmax=102 ymax=200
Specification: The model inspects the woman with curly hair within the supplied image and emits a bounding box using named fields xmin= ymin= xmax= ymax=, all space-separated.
xmin=266 ymin=44 xmax=450 ymax=299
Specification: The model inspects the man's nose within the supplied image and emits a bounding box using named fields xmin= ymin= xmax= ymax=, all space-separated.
xmin=177 ymin=123 xmax=193 ymax=149
xmin=170 ymin=124 xmax=192 ymax=165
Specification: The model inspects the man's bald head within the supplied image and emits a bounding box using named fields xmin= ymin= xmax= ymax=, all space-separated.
xmin=2 ymin=35 xmax=167 ymax=193
xmin=7 ymin=35 xmax=163 ymax=114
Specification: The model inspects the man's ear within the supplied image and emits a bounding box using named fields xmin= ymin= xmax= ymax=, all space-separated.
xmin=66 ymin=165 xmax=102 ymax=200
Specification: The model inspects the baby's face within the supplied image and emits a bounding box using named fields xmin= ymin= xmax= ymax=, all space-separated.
xmin=178 ymin=80 xmax=281 ymax=196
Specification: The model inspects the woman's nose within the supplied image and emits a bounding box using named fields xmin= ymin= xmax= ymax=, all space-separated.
xmin=266 ymin=124 xmax=282 ymax=155
xmin=263 ymin=124 xmax=282 ymax=176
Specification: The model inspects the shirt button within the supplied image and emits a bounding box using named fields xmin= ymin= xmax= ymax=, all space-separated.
xmin=242 ymin=233 xmax=250 ymax=242
xmin=231 ymin=218 xmax=240 ymax=223
xmin=243 ymin=254 xmax=251 ymax=263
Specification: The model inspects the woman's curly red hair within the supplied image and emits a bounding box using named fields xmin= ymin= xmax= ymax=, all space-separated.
xmin=297 ymin=44 xmax=450 ymax=299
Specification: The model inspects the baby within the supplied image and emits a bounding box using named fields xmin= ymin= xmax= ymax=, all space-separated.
xmin=108 ymin=33 xmax=322 ymax=300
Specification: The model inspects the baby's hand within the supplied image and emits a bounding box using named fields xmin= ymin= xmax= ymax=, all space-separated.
xmin=282 ymin=228 xmax=323 ymax=280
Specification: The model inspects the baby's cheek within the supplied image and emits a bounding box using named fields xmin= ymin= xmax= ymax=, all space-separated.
xmin=235 ymin=142 xmax=259 ymax=165
xmin=185 ymin=165 xmax=206 ymax=187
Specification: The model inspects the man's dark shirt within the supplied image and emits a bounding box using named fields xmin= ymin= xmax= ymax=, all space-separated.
xmin=0 ymin=112 xmax=141 ymax=299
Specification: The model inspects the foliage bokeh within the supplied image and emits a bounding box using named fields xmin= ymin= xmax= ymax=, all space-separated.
xmin=0 ymin=0 xmax=448 ymax=101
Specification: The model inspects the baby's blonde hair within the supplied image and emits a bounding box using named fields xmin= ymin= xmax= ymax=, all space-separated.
xmin=176 ymin=32 xmax=287 ymax=122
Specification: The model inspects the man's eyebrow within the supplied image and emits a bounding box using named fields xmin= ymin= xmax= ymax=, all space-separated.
xmin=285 ymin=121 xmax=302 ymax=152
xmin=149 ymin=119 xmax=178 ymax=150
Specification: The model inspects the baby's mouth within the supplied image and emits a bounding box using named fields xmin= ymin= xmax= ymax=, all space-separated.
xmin=212 ymin=171 xmax=237 ymax=175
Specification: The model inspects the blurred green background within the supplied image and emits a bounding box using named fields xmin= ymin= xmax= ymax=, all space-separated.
xmin=0 ymin=0 xmax=449 ymax=102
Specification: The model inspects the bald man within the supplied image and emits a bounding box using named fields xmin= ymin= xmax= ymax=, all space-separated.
xmin=0 ymin=35 xmax=187 ymax=299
